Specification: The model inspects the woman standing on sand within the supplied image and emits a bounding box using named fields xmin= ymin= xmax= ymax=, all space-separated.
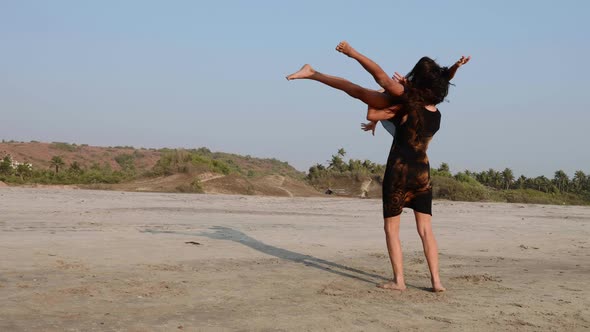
xmin=287 ymin=42 xmax=469 ymax=292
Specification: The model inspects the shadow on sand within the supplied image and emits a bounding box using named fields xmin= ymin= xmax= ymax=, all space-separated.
xmin=142 ymin=226 xmax=390 ymax=285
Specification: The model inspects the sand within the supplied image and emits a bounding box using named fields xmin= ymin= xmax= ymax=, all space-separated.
xmin=1 ymin=188 xmax=588 ymax=331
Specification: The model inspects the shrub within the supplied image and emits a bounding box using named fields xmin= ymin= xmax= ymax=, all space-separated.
xmin=431 ymin=176 xmax=490 ymax=201
xmin=114 ymin=153 xmax=135 ymax=171
xmin=175 ymin=178 xmax=203 ymax=193
xmin=51 ymin=142 xmax=78 ymax=152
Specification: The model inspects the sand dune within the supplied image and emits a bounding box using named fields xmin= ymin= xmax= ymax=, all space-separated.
xmin=1 ymin=188 xmax=588 ymax=331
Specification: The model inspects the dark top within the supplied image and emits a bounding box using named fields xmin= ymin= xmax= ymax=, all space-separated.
xmin=382 ymin=107 xmax=441 ymax=218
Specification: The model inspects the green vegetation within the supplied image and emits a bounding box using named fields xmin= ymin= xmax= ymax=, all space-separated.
xmin=51 ymin=142 xmax=78 ymax=152
xmin=50 ymin=156 xmax=65 ymax=173
xmin=0 ymin=154 xmax=133 ymax=185
xmin=430 ymin=164 xmax=589 ymax=205
xmin=149 ymin=148 xmax=302 ymax=179
xmin=2 ymin=141 xmax=588 ymax=206
xmin=175 ymin=178 xmax=204 ymax=193
xmin=114 ymin=153 xmax=136 ymax=173
xmin=0 ymin=144 xmax=304 ymax=192
xmin=307 ymin=148 xmax=385 ymax=190
xmin=310 ymin=149 xmax=590 ymax=205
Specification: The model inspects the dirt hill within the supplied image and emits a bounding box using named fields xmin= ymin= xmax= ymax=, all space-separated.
xmin=0 ymin=141 xmax=322 ymax=197
xmin=0 ymin=141 xmax=160 ymax=172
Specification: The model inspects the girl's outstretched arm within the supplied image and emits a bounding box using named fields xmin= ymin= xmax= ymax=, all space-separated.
xmin=336 ymin=41 xmax=405 ymax=97
xmin=447 ymin=55 xmax=471 ymax=80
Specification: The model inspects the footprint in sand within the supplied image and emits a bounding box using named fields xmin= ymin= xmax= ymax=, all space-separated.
xmin=450 ymin=274 xmax=502 ymax=283
xmin=425 ymin=316 xmax=452 ymax=324
xmin=318 ymin=283 xmax=347 ymax=297
xmin=55 ymin=259 xmax=87 ymax=271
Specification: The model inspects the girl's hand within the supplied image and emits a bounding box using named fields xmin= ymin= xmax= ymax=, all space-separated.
xmin=361 ymin=121 xmax=378 ymax=136
xmin=336 ymin=41 xmax=355 ymax=57
xmin=447 ymin=55 xmax=471 ymax=80
xmin=455 ymin=55 xmax=471 ymax=67
xmin=393 ymin=72 xmax=407 ymax=85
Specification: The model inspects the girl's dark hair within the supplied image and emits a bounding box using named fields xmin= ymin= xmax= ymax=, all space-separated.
xmin=401 ymin=57 xmax=450 ymax=147
xmin=405 ymin=56 xmax=450 ymax=106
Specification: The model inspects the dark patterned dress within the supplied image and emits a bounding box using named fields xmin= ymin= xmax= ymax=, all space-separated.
xmin=382 ymin=106 xmax=441 ymax=218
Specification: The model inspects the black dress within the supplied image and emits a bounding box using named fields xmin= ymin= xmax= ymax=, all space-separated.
xmin=382 ymin=106 xmax=441 ymax=218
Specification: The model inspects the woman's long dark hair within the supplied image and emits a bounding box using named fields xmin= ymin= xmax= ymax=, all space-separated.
xmin=401 ymin=57 xmax=451 ymax=147
xmin=405 ymin=56 xmax=450 ymax=105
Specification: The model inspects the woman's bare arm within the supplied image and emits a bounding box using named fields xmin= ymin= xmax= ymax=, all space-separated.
xmin=447 ymin=55 xmax=471 ymax=80
xmin=366 ymin=104 xmax=402 ymax=121
xmin=365 ymin=89 xmax=402 ymax=121
xmin=336 ymin=41 xmax=405 ymax=97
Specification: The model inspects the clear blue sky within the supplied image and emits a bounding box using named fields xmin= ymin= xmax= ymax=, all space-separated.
xmin=2 ymin=1 xmax=589 ymax=178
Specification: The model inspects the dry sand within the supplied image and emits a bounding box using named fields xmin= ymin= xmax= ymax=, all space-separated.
xmin=0 ymin=188 xmax=588 ymax=331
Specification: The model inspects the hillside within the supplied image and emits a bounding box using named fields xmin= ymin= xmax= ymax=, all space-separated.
xmin=0 ymin=141 xmax=160 ymax=172
xmin=0 ymin=141 xmax=321 ymax=197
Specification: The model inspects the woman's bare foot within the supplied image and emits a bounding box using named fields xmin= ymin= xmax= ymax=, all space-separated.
xmin=335 ymin=41 xmax=355 ymax=57
xmin=377 ymin=281 xmax=406 ymax=291
xmin=432 ymin=281 xmax=446 ymax=293
xmin=286 ymin=64 xmax=315 ymax=80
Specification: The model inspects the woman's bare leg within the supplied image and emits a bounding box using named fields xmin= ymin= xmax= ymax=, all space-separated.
xmin=286 ymin=64 xmax=394 ymax=109
xmin=414 ymin=211 xmax=445 ymax=292
xmin=378 ymin=215 xmax=406 ymax=290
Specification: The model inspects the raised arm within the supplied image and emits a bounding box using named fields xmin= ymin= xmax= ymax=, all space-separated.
xmin=447 ymin=55 xmax=471 ymax=81
xmin=336 ymin=41 xmax=405 ymax=97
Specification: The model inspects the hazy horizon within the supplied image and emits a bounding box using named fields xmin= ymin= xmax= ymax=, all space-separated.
xmin=2 ymin=1 xmax=589 ymax=179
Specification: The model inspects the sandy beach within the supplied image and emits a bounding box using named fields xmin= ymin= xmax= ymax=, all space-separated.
xmin=0 ymin=188 xmax=588 ymax=331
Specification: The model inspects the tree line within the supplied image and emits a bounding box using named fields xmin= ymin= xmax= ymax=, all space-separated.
xmin=308 ymin=149 xmax=590 ymax=204
xmin=0 ymin=154 xmax=134 ymax=184
xmin=436 ymin=163 xmax=590 ymax=195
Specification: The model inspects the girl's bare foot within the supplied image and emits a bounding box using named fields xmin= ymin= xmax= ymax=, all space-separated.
xmin=335 ymin=41 xmax=354 ymax=57
xmin=432 ymin=282 xmax=446 ymax=293
xmin=377 ymin=281 xmax=406 ymax=291
xmin=286 ymin=64 xmax=315 ymax=80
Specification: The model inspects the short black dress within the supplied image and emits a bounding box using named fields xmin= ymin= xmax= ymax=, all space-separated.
xmin=382 ymin=106 xmax=441 ymax=218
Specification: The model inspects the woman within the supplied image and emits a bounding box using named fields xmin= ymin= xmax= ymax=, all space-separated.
xmin=287 ymin=42 xmax=469 ymax=292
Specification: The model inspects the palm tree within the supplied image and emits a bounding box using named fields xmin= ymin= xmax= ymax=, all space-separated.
xmin=572 ymin=170 xmax=586 ymax=193
xmin=337 ymin=148 xmax=346 ymax=158
xmin=475 ymin=171 xmax=489 ymax=186
xmin=502 ymin=168 xmax=515 ymax=190
xmin=535 ymin=175 xmax=552 ymax=193
xmin=516 ymin=175 xmax=527 ymax=189
xmin=553 ymin=170 xmax=569 ymax=192
xmin=348 ymin=159 xmax=362 ymax=172
xmin=362 ymin=160 xmax=373 ymax=171
xmin=438 ymin=163 xmax=450 ymax=173
xmin=485 ymin=168 xmax=501 ymax=189
xmin=50 ymin=156 xmax=65 ymax=174
xmin=328 ymin=154 xmax=345 ymax=172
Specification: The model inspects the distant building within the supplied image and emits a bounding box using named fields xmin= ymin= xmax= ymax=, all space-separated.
xmin=1 ymin=154 xmax=33 ymax=170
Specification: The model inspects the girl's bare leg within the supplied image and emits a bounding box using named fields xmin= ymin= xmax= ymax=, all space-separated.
xmin=414 ymin=211 xmax=446 ymax=292
xmin=378 ymin=215 xmax=406 ymax=290
xmin=286 ymin=64 xmax=394 ymax=109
